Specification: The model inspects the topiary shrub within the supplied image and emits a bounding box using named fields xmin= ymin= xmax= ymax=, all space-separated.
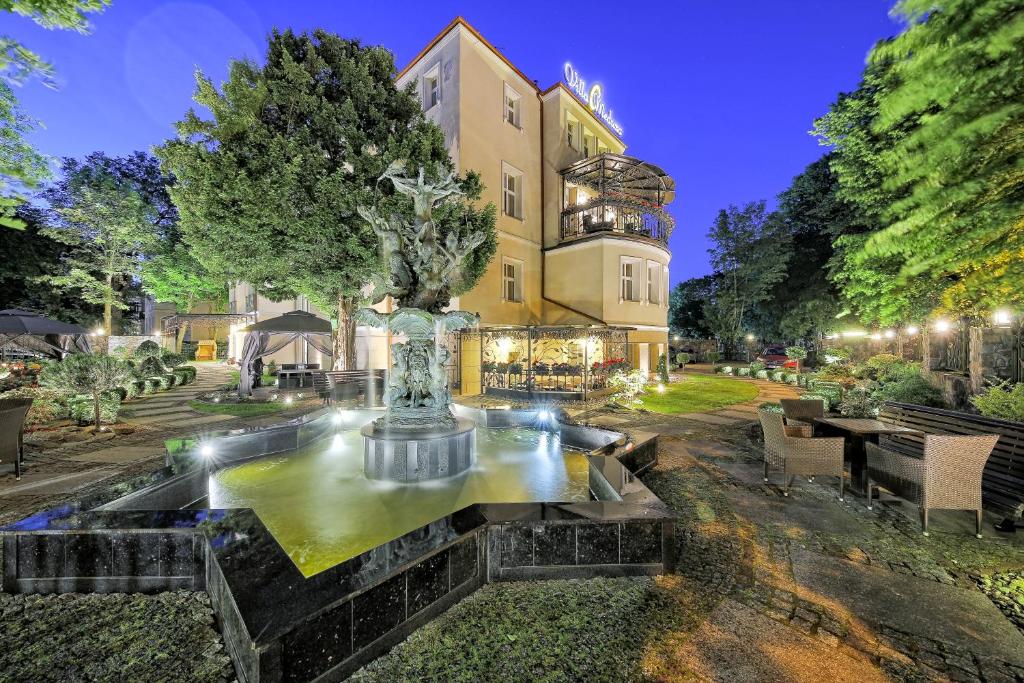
xmin=68 ymin=393 xmax=120 ymax=426
xmin=122 ymin=381 xmax=141 ymax=400
xmin=748 ymin=361 xmax=766 ymax=375
xmin=157 ymin=374 xmax=176 ymax=390
xmin=719 ymin=365 xmax=734 ymax=375
xmin=758 ymin=402 xmax=784 ymax=413
xmin=160 ymin=350 xmax=186 ymax=368
xmin=173 ymin=368 xmax=191 ymax=386
xmin=737 ymin=367 xmax=750 ymax=377
xmin=143 ymin=378 xmax=161 ymax=394
xmin=705 ymin=351 xmax=721 ymax=365
xmin=972 ymin=382 xmax=1024 ymax=422
xmin=657 ymin=354 xmax=670 ymax=383
xmin=608 ymin=368 xmax=648 ymax=407
xmin=134 ymin=340 xmax=161 ymax=358
xmin=755 ymin=369 xmax=769 ymax=379
xmin=177 ymin=366 xmax=197 ymax=383
xmin=770 ymin=371 xmax=785 ymax=382
xmin=872 ymin=375 xmax=944 ymax=407
xmin=785 ymin=345 xmax=808 ymax=371
xmin=106 ymin=386 xmax=128 ymax=402
xmin=675 ymin=352 xmax=691 ymax=368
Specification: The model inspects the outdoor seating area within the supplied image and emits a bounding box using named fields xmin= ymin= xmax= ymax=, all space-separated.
xmin=763 ymin=399 xmax=1010 ymax=538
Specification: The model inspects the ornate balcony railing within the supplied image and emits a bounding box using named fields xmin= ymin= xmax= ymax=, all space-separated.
xmin=560 ymin=201 xmax=670 ymax=244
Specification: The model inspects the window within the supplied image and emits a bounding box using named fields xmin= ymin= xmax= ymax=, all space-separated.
xmin=583 ymin=131 xmax=596 ymax=157
xmin=620 ymin=257 xmax=641 ymax=302
xmin=647 ymin=261 xmax=661 ymax=304
xmin=566 ymin=114 xmax=580 ymax=150
xmin=504 ymin=83 xmax=521 ymax=127
xmin=244 ymin=290 xmax=256 ymax=312
xmin=502 ymin=258 xmax=523 ymax=302
xmin=423 ymin=66 xmax=440 ymax=110
xmin=502 ymin=162 xmax=523 ymax=219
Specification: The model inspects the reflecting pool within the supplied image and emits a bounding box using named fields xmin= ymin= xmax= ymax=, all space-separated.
xmin=209 ymin=425 xmax=590 ymax=576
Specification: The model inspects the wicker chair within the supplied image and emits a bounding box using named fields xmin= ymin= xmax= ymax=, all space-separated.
xmin=759 ymin=411 xmax=845 ymax=498
xmin=0 ymin=397 xmax=33 ymax=480
xmin=780 ymin=399 xmax=825 ymax=434
xmin=866 ymin=434 xmax=998 ymax=537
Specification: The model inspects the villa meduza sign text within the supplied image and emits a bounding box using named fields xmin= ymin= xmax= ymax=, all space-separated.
xmin=563 ymin=62 xmax=624 ymax=137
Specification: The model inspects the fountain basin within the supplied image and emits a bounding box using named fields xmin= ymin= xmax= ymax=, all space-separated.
xmin=361 ymin=417 xmax=476 ymax=482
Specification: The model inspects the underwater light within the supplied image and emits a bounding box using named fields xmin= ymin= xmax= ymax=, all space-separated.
xmin=332 ymin=412 xmax=343 ymax=425
xmin=538 ymin=410 xmax=552 ymax=421
xmin=200 ymin=445 xmax=214 ymax=458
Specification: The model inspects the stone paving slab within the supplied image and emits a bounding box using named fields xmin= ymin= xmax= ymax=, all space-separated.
xmin=66 ymin=446 xmax=166 ymax=464
xmin=673 ymin=598 xmax=887 ymax=682
xmin=158 ymin=413 xmax=234 ymax=427
xmin=0 ymin=467 xmax=117 ymax=497
xmin=789 ymin=547 xmax=1024 ymax=664
xmin=127 ymin=411 xmax=200 ymax=424
xmin=677 ymin=412 xmax=745 ymax=425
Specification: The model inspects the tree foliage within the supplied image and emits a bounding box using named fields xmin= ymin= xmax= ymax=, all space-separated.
xmin=0 ymin=0 xmax=109 ymax=229
xmin=159 ymin=29 xmax=495 ymax=369
xmin=703 ymin=201 xmax=790 ymax=349
xmin=816 ymin=0 xmax=1023 ymax=321
xmin=39 ymin=174 xmax=158 ymax=334
xmin=668 ymin=275 xmax=716 ymax=339
xmin=40 ymin=352 xmax=131 ymax=428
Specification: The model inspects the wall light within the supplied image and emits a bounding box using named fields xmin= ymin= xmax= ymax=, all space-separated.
xmin=994 ymin=310 xmax=1013 ymax=327
xmin=870 ymin=332 xmax=882 ymax=341
xmin=841 ymin=330 xmax=867 ymax=338
xmin=745 ymin=334 xmax=755 ymax=341
xmin=884 ymin=330 xmax=895 ymax=339
xmin=906 ymin=325 xmax=919 ymax=336
xmin=934 ymin=319 xmax=951 ymax=333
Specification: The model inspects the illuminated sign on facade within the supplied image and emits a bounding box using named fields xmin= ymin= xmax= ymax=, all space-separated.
xmin=563 ymin=62 xmax=624 ymax=136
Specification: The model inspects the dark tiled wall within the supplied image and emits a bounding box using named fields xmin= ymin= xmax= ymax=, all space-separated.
xmin=488 ymin=520 xmax=669 ymax=581
xmin=276 ymin=531 xmax=482 ymax=683
xmin=3 ymin=530 xmax=203 ymax=593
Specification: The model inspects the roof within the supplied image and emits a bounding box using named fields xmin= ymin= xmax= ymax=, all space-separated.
xmin=560 ymin=153 xmax=675 ymax=205
xmin=396 ymin=17 xmax=626 ymax=145
xmin=241 ymin=310 xmax=332 ymax=334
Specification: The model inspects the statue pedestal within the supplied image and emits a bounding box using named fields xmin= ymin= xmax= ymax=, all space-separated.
xmin=361 ymin=418 xmax=476 ymax=482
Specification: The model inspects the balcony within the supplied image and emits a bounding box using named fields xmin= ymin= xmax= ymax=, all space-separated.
xmin=559 ymin=153 xmax=675 ymax=246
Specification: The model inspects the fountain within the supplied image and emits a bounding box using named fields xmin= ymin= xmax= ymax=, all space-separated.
xmin=355 ymin=164 xmax=487 ymax=482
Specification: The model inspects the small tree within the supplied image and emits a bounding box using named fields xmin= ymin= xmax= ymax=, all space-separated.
xmin=675 ymin=352 xmax=690 ymax=372
xmin=657 ymin=354 xmax=670 ymax=383
xmin=41 ymin=354 xmax=132 ymax=429
xmin=785 ymin=345 xmax=808 ymax=372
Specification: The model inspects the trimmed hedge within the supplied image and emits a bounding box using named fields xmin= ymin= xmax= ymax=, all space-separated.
xmin=143 ymin=378 xmax=161 ymax=394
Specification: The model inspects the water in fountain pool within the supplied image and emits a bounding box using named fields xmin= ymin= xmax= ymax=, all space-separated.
xmin=208 ymin=424 xmax=590 ymax=576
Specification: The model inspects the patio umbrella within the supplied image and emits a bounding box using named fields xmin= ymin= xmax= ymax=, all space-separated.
xmin=0 ymin=309 xmax=91 ymax=359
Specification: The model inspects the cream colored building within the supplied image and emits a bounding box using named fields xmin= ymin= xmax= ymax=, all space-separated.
xmin=231 ymin=17 xmax=675 ymax=397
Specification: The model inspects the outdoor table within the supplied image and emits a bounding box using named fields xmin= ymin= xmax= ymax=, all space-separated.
xmin=813 ymin=417 xmax=924 ymax=495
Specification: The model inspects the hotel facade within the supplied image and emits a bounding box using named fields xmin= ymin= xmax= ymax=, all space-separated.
xmin=226 ymin=17 xmax=675 ymax=399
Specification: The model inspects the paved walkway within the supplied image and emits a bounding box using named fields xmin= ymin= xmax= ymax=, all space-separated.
xmin=0 ymin=363 xmax=312 ymax=526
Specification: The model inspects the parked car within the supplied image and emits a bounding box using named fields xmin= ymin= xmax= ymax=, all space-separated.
xmin=757 ymin=346 xmax=799 ymax=370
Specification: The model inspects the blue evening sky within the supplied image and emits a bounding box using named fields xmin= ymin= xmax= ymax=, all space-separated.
xmin=8 ymin=1 xmax=902 ymax=284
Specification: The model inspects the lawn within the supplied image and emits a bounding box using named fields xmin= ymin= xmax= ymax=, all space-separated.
xmin=639 ymin=374 xmax=759 ymax=414
xmin=188 ymin=400 xmax=286 ymax=417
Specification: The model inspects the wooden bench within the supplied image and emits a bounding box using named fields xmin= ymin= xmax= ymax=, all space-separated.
xmin=313 ymin=370 xmax=384 ymax=406
xmin=878 ymin=402 xmax=1024 ymax=522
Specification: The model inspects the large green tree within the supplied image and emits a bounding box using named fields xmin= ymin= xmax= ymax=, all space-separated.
xmin=40 ymin=175 xmax=158 ymax=334
xmin=0 ymin=205 xmax=102 ymax=324
xmin=703 ymin=201 xmax=790 ymax=353
xmin=668 ymin=275 xmax=716 ymax=339
xmin=814 ymin=55 xmax=941 ymax=326
xmin=159 ymin=29 xmax=494 ymax=369
xmin=864 ymin=0 xmax=1024 ymax=313
xmin=1 ymin=0 xmax=109 ymax=229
